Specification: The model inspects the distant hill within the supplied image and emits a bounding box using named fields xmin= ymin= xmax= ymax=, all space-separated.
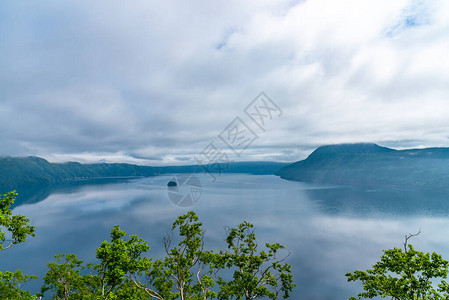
xmin=0 ymin=156 xmax=287 ymax=189
xmin=276 ymin=143 xmax=449 ymax=189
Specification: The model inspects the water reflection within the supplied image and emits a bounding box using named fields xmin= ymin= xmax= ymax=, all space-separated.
xmin=305 ymin=185 xmax=449 ymax=217
xmin=3 ymin=175 xmax=449 ymax=299
xmin=2 ymin=177 xmax=139 ymax=208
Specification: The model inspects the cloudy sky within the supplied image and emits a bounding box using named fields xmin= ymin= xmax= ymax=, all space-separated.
xmin=1 ymin=0 xmax=449 ymax=165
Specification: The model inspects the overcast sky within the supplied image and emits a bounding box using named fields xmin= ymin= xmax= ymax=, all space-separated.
xmin=1 ymin=0 xmax=449 ymax=165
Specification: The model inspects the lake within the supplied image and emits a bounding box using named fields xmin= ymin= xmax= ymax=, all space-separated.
xmin=4 ymin=174 xmax=449 ymax=299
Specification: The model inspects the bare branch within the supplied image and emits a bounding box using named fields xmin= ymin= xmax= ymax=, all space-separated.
xmin=164 ymin=233 xmax=173 ymax=256
xmin=0 ymin=241 xmax=14 ymax=251
xmin=126 ymin=274 xmax=164 ymax=300
xmin=403 ymin=228 xmax=421 ymax=253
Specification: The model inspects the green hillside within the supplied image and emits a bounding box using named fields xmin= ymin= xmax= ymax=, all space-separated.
xmin=276 ymin=143 xmax=449 ymax=189
xmin=0 ymin=156 xmax=287 ymax=189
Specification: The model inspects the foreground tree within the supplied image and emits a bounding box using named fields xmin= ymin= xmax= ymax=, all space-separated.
xmin=41 ymin=226 xmax=151 ymax=300
xmin=39 ymin=254 xmax=96 ymax=299
xmin=131 ymin=212 xmax=295 ymax=299
xmin=217 ymin=221 xmax=295 ymax=300
xmin=346 ymin=231 xmax=449 ymax=299
xmin=130 ymin=211 xmax=219 ymax=299
xmin=0 ymin=191 xmax=37 ymax=299
xmin=0 ymin=270 xmax=37 ymax=300
xmin=0 ymin=191 xmax=35 ymax=251
xmin=95 ymin=225 xmax=151 ymax=299
xmin=41 ymin=212 xmax=295 ymax=299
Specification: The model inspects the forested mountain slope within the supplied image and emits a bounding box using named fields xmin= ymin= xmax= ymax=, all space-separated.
xmin=0 ymin=156 xmax=287 ymax=188
xmin=276 ymin=143 xmax=449 ymax=189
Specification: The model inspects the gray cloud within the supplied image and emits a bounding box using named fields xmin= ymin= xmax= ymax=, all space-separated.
xmin=1 ymin=0 xmax=449 ymax=164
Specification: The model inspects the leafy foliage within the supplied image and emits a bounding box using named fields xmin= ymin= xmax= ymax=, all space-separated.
xmin=37 ymin=211 xmax=294 ymax=299
xmin=217 ymin=221 xmax=295 ymax=299
xmin=0 ymin=190 xmax=36 ymax=251
xmin=0 ymin=190 xmax=295 ymax=299
xmin=0 ymin=191 xmax=38 ymax=299
xmin=0 ymin=270 xmax=37 ymax=300
xmin=346 ymin=232 xmax=449 ymax=299
xmin=95 ymin=225 xmax=151 ymax=299
xmin=39 ymin=254 xmax=95 ymax=299
xmin=128 ymin=211 xmax=219 ymax=299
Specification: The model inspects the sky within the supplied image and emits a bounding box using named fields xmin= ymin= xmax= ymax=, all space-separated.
xmin=1 ymin=0 xmax=449 ymax=165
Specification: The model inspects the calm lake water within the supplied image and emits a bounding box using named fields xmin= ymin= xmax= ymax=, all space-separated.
xmin=4 ymin=174 xmax=449 ymax=299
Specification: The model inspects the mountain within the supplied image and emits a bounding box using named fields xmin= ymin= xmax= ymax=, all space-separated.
xmin=0 ymin=156 xmax=287 ymax=189
xmin=276 ymin=143 xmax=449 ymax=189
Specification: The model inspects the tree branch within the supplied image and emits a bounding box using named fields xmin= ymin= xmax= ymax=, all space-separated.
xmin=0 ymin=241 xmax=14 ymax=251
xmin=403 ymin=228 xmax=421 ymax=253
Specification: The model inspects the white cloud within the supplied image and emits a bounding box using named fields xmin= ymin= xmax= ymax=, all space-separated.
xmin=1 ymin=0 xmax=448 ymax=164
